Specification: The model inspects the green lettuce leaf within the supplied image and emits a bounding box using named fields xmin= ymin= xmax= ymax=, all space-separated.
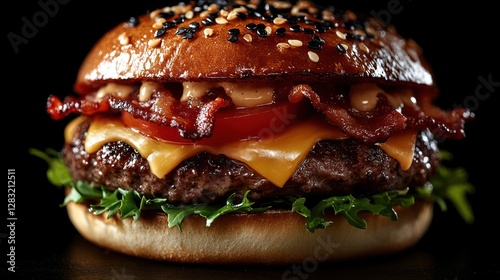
xmin=30 ymin=148 xmax=475 ymax=232
xmin=291 ymin=189 xmax=413 ymax=232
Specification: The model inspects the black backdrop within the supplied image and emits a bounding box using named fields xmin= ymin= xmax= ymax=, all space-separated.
xmin=4 ymin=1 xmax=499 ymax=279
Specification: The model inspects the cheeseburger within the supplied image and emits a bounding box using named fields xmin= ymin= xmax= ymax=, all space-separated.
xmin=35 ymin=0 xmax=474 ymax=264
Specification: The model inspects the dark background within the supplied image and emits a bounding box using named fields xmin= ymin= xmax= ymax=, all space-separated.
xmin=3 ymin=0 xmax=499 ymax=279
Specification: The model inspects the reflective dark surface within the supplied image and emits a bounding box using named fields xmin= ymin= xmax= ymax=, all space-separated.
xmin=4 ymin=0 xmax=499 ymax=279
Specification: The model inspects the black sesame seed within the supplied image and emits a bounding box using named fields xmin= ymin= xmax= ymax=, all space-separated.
xmin=201 ymin=19 xmax=214 ymax=25
xmin=182 ymin=28 xmax=195 ymax=39
xmin=345 ymin=32 xmax=364 ymax=41
xmin=175 ymin=27 xmax=187 ymax=35
xmin=307 ymin=40 xmax=322 ymax=50
xmin=319 ymin=20 xmax=336 ymax=29
xmin=343 ymin=20 xmax=364 ymax=30
xmin=189 ymin=22 xmax=200 ymax=29
xmin=290 ymin=25 xmax=301 ymax=32
xmin=311 ymin=35 xmax=325 ymax=44
xmin=127 ymin=16 xmax=139 ymax=27
xmin=228 ymin=34 xmax=238 ymax=42
xmin=303 ymin=28 xmax=315 ymax=34
xmin=253 ymin=10 xmax=263 ymax=18
xmin=275 ymin=27 xmax=286 ymax=36
xmin=236 ymin=12 xmax=247 ymax=20
xmin=173 ymin=17 xmax=184 ymax=24
xmin=337 ymin=43 xmax=347 ymax=53
xmin=315 ymin=22 xmax=331 ymax=33
xmin=183 ymin=31 xmax=194 ymax=39
xmin=157 ymin=11 xmax=174 ymax=19
xmin=261 ymin=15 xmax=273 ymax=22
xmin=228 ymin=28 xmax=240 ymax=35
xmin=296 ymin=15 xmax=306 ymax=22
xmin=256 ymin=28 xmax=268 ymax=37
xmin=256 ymin=23 xmax=266 ymax=30
xmin=246 ymin=23 xmax=257 ymax=30
xmin=315 ymin=26 xmax=327 ymax=33
xmin=286 ymin=16 xmax=298 ymax=24
xmin=304 ymin=19 xmax=317 ymax=25
xmin=154 ymin=27 xmax=166 ymax=37
xmin=163 ymin=21 xmax=176 ymax=29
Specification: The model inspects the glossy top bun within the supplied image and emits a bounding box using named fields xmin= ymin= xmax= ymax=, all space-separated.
xmin=75 ymin=0 xmax=434 ymax=94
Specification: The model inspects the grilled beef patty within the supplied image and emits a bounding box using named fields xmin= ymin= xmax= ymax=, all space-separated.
xmin=63 ymin=118 xmax=439 ymax=205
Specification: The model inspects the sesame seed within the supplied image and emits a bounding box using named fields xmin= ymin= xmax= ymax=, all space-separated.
xmin=207 ymin=3 xmax=218 ymax=12
xmin=220 ymin=9 xmax=229 ymax=17
xmin=233 ymin=7 xmax=248 ymax=14
xmin=288 ymin=39 xmax=303 ymax=47
xmin=227 ymin=11 xmax=238 ymax=21
xmin=265 ymin=26 xmax=272 ymax=34
xmin=272 ymin=1 xmax=292 ymax=9
xmin=358 ymin=42 xmax=369 ymax=53
xmin=277 ymin=42 xmax=291 ymax=50
xmin=215 ymin=17 xmax=228 ymax=24
xmin=364 ymin=26 xmax=377 ymax=37
xmin=185 ymin=10 xmax=194 ymax=19
xmin=200 ymin=10 xmax=210 ymax=19
xmin=204 ymin=28 xmax=214 ymax=37
xmin=273 ymin=17 xmax=287 ymax=25
xmin=118 ymin=32 xmax=129 ymax=45
xmin=148 ymin=38 xmax=161 ymax=48
xmin=243 ymin=33 xmax=253 ymax=42
xmin=336 ymin=30 xmax=346 ymax=40
xmin=152 ymin=18 xmax=166 ymax=29
xmin=308 ymin=51 xmax=319 ymax=62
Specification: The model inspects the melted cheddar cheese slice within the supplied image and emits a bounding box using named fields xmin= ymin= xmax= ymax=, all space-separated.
xmin=65 ymin=116 xmax=417 ymax=187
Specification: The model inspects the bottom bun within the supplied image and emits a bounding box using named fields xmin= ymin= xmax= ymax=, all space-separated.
xmin=66 ymin=200 xmax=433 ymax=265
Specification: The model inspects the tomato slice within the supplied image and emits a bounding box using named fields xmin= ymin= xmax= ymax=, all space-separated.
xmin=122 ymin=101 xmax=311 ymax=145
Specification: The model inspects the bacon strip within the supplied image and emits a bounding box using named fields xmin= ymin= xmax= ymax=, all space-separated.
xmin=289 ymin=84 xmax=473 ymax=143
xmin=47 ymin=83 xmax=473 ymax=143
xmin=47 ymin=94 xmax=231 ymax=140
